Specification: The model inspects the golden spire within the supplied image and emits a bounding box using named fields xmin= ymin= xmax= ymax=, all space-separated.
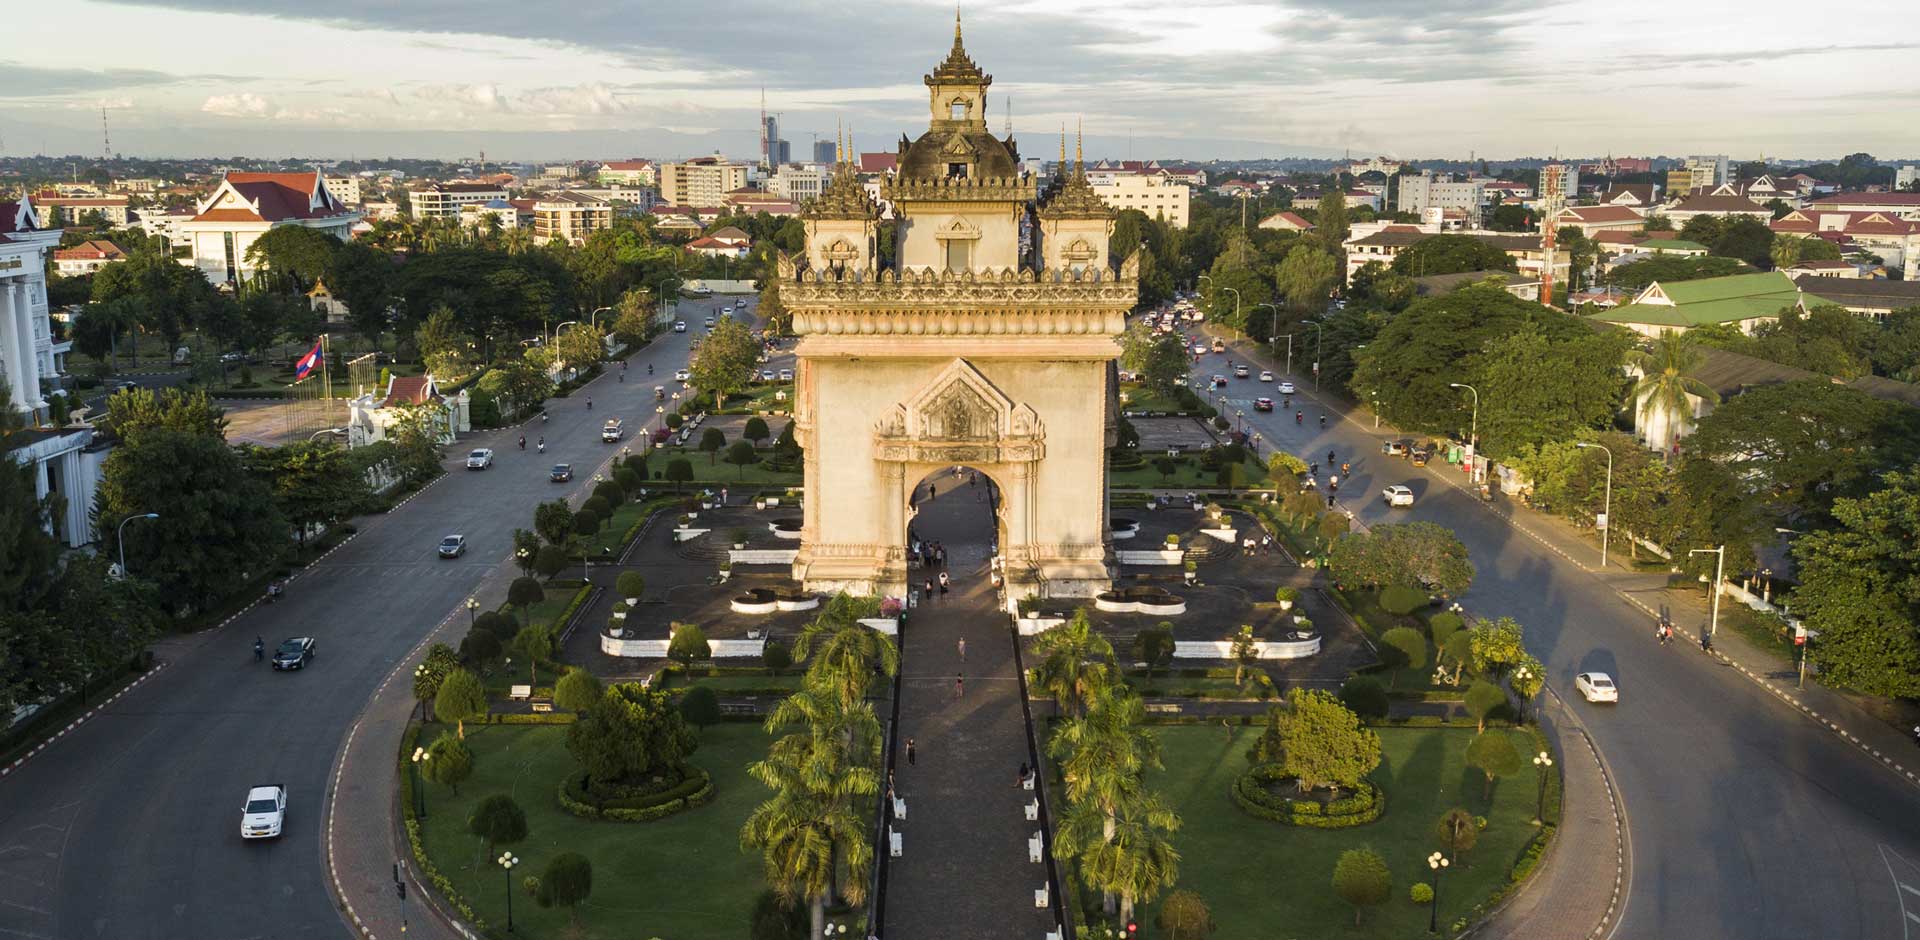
xmin=954 ymin=6 xmax=963 ymax=47
xmin=1075 ymin=118 xmax=1083 ymax=175
xmin=1059 ymin=124 xmax=1067 ymax=176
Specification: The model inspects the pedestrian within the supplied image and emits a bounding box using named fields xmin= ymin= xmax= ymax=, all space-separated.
xmin=1327 ymin=493 xmax=1336 ymax=508
xmin=887 ymin=770 xmax=896 ymax=799
xmin=1016 ymin=761 xmax=1029 ymax=787
xmin=939 ymin=571 xmax=951 ymax=589
xmin=969 ymin=473 xmax=976 ymax=487
xmin=719 ymin=487 xmax=728 ymax=506
xmin=925 ymin=578 xmax=935 ymax=602
xmin=957 ymin=636 xmax=966 ymax=661
xmin=907 ymin=739 xmax=916 ymax=766
xmin=955 ymin=673 xmax=964 ymax=697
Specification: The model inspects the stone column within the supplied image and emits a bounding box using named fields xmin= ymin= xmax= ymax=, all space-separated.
xmin=0 ymin=279 xmax=27 ymax=414
xmin=13 ymin=281 xmax=41 ymax=409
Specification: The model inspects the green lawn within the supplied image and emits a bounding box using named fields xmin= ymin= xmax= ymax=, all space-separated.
xmin=521 ymin=583 xmax=590 ymax=633
xmin=413 ymin=722 xmax=775 ymax=939
xmin=675 ymin=674 xmax=805 ymax=695
xmin=1117 ymin=385 xmax=1203 ymax=414
xmin=584 ymin=500 xmax=658 ymax=556
xmin=647 ymin=448 xmax=802 ymax=485
xmin=1102 ymin=724 xmax=1546 ymax=938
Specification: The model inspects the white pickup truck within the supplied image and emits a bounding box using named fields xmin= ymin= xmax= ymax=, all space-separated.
xmin=601 ymin=419 xmax=624 ymax=442
xmin=241 ymin=784 xmax=286 ymax=839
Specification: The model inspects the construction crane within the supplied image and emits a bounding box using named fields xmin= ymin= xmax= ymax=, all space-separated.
xmin=1539 ymin=162 xmax=1565 ymax=308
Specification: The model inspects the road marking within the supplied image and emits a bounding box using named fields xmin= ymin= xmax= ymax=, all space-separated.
xmin=1883 ymin=845 xmax=1916 ymax=940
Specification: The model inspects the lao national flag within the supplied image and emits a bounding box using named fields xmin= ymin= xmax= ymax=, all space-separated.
xmin=294 ymin=341 xmax=323 ymax=381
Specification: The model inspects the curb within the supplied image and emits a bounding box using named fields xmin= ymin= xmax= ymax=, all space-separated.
xmin=1 ymin=660 xmax=170 ymax=778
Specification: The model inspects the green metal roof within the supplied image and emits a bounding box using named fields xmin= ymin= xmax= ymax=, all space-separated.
xmin=1591 ymin=271 xmax=1800 ymax=327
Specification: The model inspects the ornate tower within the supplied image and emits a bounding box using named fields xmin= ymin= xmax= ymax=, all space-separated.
xmin=779 ymin=16 xmax=1137 ymax=604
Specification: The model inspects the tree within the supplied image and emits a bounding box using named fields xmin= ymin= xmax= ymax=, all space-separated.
xmin=741 ymin=744 xmax=874 ymax=940
xmin=669 ymin=622 xmax=710 ymax=666
xmin=1270 ymin=689 xmax=1381 ymax=796
xmin=459 ymin=626 xmax=504 ymax=668
xmin=1436 ymin=807 xmax=1480 ymax=857
xmin=412 ymin=643 xmax=460 ymax=717
xmin=1710 ymin=217 xmax=1774 ymax=268
xmin=415 ymin=304 xmax=476 ymax=381
xmin=1379 ymin=627 xmax=1427 ymax=684
xmin=241 ymin=441 xmax=370 ymax=547
xmin=1030 ymin=609 xmax=1115 ymax=718
xmin=1464 ymin=680 xmax=1506 ymax=732
xmin=555 ymin=667 xmax=604 ymax=714
xmin=566 ymin=682 xmax=698 ymax=788
xmin=1788 ymin=471 xmax=1920 ymax=697
xmin=1050 ymin=694 xmax=1182 ymax=925
xmin=466 ymin=794 xmax=528 ymax=864
xmin=325 ymin=240 xmax=396 ymax=342
xmin=1153 ymin=456 xmax=1176 ymax=482
xmin=1465 ymin=730 xmax=1523 ymax=799
xmin=1337 ymin=675 xmax=1389 ymax=719
xmin=726 ymin=440 xmax=758 ymax=474
xmin=1389 ymin=234 xmax=1516 ymax=277
xmin=1605 ymin=254 xmax=1750 ymax=291
xmin=434 ymin=668 xmax=488 ymax=738
xmin=1274 ymin=246 xmax=1337 ymax=313
xmin=1462 ymin=321 xmax=1630 ymax=457
xmin=573 ymin=508 xmax=601 ymax=538
xmin=690 ymin=315 xmax=759 ymax=410
xmin=1467 ymin=617 xmax=1528 ymax=677
xmin=96 ymin=429 xmax=286 ymax=614
xmin=511 ymin=624 xmax=553 ymax=685
xmin=104 ymin=385 xmax=227 ymax=441
xmin=555 ymin=322 xmax=606 ymax=374
xmin=1685 ymin=380 xmax=1920 ymax=520
xmin=534 ymin=544 xmax=568 ymax=579
xmin=1157 ymin=889 xmax=1215 ymax=940
xmin=744 ymin=416 xmax=771 ymax=447
xmin=615 ymin=570 xmax=646 ymax=600
xmin=421 ymin=731 xmax=474 ymax=794
xmin=1331 ymin=847 xmax=1392 ymax=926
xmin=1630 ymin=331 xmax=1718 ymax=443
xmin=749 ymin=888 xmax=809 ymax=940
xmin=1315 ymin=190 xmax=1351 ymax=247
xmin=681 ymin=684 xmax=722 ymax=728
xmin=1327 ymin=522 xmax=1475 ymax=596
xmin=507 ymin=577 xmax=545 ymax=625
xmin=791 ymin=593 xmax=895 ymax=709
xmin=534 ymin=499 xmax=574 ymax=546
xmin=700 ymin=427 xmax=727 ymax=464
xmin=245 ymin=225 xmax=341 ymax=295
xmin=666 ymin=457 xmax=695 ymax=490
xmin=529 ymin=852 xmax=594 ymax=924
xmin=1132 ymin=623 xmax=1176 ymax=678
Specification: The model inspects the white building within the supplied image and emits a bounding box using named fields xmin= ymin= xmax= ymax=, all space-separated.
xmin=532 ymin=192 xmax=611 ymax=245
xmin=52 ymin=240 xmax=128 ymax=276
xmin=410 ymin=181 xmax=510 ymax=220
xmin=765 ymin=164 xmax=829 ymax=205
xmin=322 ymin=175 xmax=362 ymax=206
xmin=32 ymin=193 xmax=131 ymax=227
xmin=460 ymin=198 xmax=533 ymax=231
xmin=659 ymin=155 xmax=750 ymax=208
xmin=176 ymin=171 xmax=361 ymax=286
xmin=131 ymin=209 xmax=194 ymax=247
xmin=345 ymin=375 xmax=468 ymax=449
xmin=1396 ymin=171 xmax=1485 ymax=215
xmin=1898 ymin=166 xmax=1919 ymax=192
xmin=1088 ymin=170 xmax=1191 ymax=227
xmin=599 ymin=160 xmax=657 ymax=187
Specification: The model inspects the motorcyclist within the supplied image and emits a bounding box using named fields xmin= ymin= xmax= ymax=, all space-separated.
xmin=537 ymin=437 xmax=546 ymax=453
xmin=586 ymin=397 xmax=593 ymax=410
xmin=1295 ymin=411 xmax=1303 ymax=425
xmin=254 ymin=637 xmax=265 ymax=662
xmin=648 ymin=363 xmax=654 ymax=375
xmin=1319 ymin=415 xmax=1327 ymax=428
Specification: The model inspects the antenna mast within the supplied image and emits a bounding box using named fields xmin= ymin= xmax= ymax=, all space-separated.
xmin=759 ymin=88 xmax=769 ymax=169
xmin=1539 ymin=162 xmax=1565 ymax=308
xmin=101 ymin=107 xmax=111 ymax=160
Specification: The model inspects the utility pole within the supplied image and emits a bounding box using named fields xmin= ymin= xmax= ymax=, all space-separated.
xmin=1539 ymin=162 xmax=1565 ymax=307
xmin=1689 ymin=545 xmax=1725 ymax=649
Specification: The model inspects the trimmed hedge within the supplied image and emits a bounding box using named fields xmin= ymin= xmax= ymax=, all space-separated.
xmin=556 ymin=766 xmax=714 ymax=822
xmin=487 ymin=712 xmax=577 ymax=725
xmin=1232 ymin=764 xmax=1385 ymax=828
xmin=396 ymin=724 xmax=487 ymax=928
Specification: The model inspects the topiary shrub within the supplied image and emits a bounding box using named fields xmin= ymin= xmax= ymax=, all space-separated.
xmin=679 ymin=685 xmax=721 ymax=727
xmin=668 ymin=622 xmax=709 ymax=666
xmin=1380 ymin=584 xmax=1427 ymax=616
xmin=762 ymin=639 xmax=791 ymax=675
xmin=616 ymin=571 xmax=646 ymax=600
xmin=1338 ymin=676 xmax=1389 ymax=719
xmin=1429 ymin=610 xmax=1465 ymax=647
xmin=593 ymin=480 xmax=623 ymax=506
xmin=581 ymin=496 xmax=611 ymax=519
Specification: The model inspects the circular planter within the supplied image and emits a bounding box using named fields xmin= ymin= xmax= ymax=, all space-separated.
xmin=771 ymin=518 xmax=803 ymax=540
xmin=1092 ymin=586 xmax=1186 ymax=616
xmin=730 ymin=588 xmax=779 ymax=615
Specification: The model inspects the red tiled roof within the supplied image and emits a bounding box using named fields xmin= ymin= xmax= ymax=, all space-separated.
xmin=206 ymin=171 xmax=349 ymax=223
xmin=688 ymin=237 xmax=739 ymax=250
xmin=858 ymin=153 xmax=897 ymax=173
xmin=1261 ymin=211 xmax=1314 ymax=230
xmin=603 ymin=160 xmax=653 ymax=171
xmin=0 ymin=201 xmax=35 ymax=235
xmin=1771 ymin=210 xmax=1920 ymax=236
xmin=383 ymin=375 xmax=438 ymax=406
xmin=1670 ymin=193 xmax=1769 ymax=214
xmin=192 ymin=207 xmax=267 ymax=222
xmin=54 ymin=240 xmax=126 ymax=261
xmin=1810 ymin=192 xmax=1920 ymax=207
xmin=1558 ymin=204 xmax=1645 ymax=224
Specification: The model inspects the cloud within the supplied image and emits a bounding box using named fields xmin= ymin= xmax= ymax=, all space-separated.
xmin=201 ymin=93 xmax=271 ymax=116
xmin=516 ymin=83 xmax=632 ymax=115
xmin=412 ymin=83 xmax=510 ymax=111
xmin=0 ymin=62 xmax=238 ymax=98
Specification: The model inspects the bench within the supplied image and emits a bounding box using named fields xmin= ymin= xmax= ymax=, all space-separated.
xmin=530 ymin=700 xmax=553 ymax=713
xmin=1024 ymin=798 xmax=1039 ymax=821
xmin=1144 ymin=703 xmax=1182 ymax=714
xmin=1028 ymin=832 xmax=1043 ymax=864
xmin=889 ymin=829 xmax=903 ymax=858
xmin=893 ymin=797 xmax=907 ymax=821
xmin=1022 ymin=774 xmax=1035 ymax=791
xmin=508 ymin=685 xmax=532 ymax=701
xmin=1034 ymin=884 xmax=1049 ymax=908
xmin=719 ymin=702 xmax=758 ymax=716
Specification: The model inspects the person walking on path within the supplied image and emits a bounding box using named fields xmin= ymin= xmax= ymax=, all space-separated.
xmin=1016 ymin=762 xmax=1029 ymax=787
xmin=954 ymin=673 xmax=964 ymax=698
xmin=907 ymin=738 xmax=916 ymax=766
xmin=924 ymin=578 xmax=936 ymax=603
xmin=939 ymin=570 xmax=951 ymax=591
xmin=957 ymin=636 xmax=966 ymax=661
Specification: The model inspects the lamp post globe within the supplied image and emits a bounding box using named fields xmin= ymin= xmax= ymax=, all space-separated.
xmin=499 ymin=853 xmax=520 ymax=930
xmin=1427 ymin=850 xmax=1450 ymax=932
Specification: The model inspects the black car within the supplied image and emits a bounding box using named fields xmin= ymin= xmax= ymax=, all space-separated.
xmin=550 ymin=464 xmax=573 ymax=482
xmin=272 ymin=637 xmax=316 ymax=671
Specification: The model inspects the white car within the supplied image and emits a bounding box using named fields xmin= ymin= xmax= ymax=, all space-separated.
xmin=673 ymin=320 xmax=687 ymax=333
xmin=674 ymin=369 xmax=691 ymax=381
xmin=465 ymin=448 xmax=493 ymax=470
xmin=241 ymin=785 xmax=286 ymax=839
xmin=760 ymin=370 xmax=776 ymax=382
xmin=778 ymin=368 xmax=793 ymax=381
xmin=1575 ymin=672 xmax=1618 ymax=703
xmin=1382 ymin=485 xmax=1415 ymax=507
xmin=1259 ymin=371 xmax=1275 ymax=382
xmin=601 ymin=419 xmax=624 ymax=442
xmin=1278 ymin=381 xmax=1296 ymax=395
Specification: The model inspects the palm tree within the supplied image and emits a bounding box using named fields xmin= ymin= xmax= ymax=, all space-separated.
xmin=740 ymin=747 xmax=873 ymax=940
xmin=791 ymin=593 xmax=896 ymax=710
xmin=1629 ymin=332 xmax=1718 ymax=453
xmin=1769 ymin=234 xmax=1804 ymax=271
xmin=1049 ymin=687 xmax=1164 ymax=915
xmin=1030 ymin=609 xmax=1115 ymax=718
xmin=1056 ymin=783 xmax=1182 ymax=924
xmin=763 ymin=686 xmax=880 ymax=906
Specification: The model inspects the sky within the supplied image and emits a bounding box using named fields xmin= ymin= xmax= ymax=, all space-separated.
xmin=3 ymin=0 xmax=1918 ymax=163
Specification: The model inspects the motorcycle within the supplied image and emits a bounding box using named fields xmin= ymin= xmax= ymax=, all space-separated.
xmin=266 ymin=582 xmax=284 ymax=603
xmin=1295 ymin=412 xmax=1303 ymax=425
xmin=537 ymin=438 xmax=546 ymax=454
xmin=254 ymin=639 xmax=265 ymax=662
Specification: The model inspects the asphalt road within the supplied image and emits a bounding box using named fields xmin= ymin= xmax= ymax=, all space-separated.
xmin=1195 ymin=344 xmax=1920 ymax=939
xmin=0 ymin=300 xmax=748 ymax=939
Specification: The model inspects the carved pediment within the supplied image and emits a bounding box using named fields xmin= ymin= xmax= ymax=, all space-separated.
xmin=941 ymin=132 xmax=977 ymax=157
xmin=872 ymin=359 xmax=1045 ymax=458
xmin=935 ymin=217 xmax=981 ymax=241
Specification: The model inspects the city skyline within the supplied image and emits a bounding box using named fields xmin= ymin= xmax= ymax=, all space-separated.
xmin=3 ymin=0 xmax=1918 ymax=162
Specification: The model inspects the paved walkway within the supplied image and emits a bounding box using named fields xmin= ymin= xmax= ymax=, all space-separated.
xmin=884 ymin=474 xmax=1056 ymax=940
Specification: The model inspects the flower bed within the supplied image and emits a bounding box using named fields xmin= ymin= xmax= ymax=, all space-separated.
xmin=557 ymin=766 xmax=715 ymax=822
xmin=1232 ymin=764 xmax=1385 ymax=828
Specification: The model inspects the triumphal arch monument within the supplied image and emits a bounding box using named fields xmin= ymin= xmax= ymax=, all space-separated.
xmin=776 ymin=18 xmax=1138 ymax=602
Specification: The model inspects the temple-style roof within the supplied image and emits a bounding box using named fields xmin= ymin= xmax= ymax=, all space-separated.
xmin=1037 ymin=130 xmax=1113 ymax=222
xmin=805 ymin=131 xmax=881 ymax=222
xmin=926 ymin=12 xmax=990 ymax=87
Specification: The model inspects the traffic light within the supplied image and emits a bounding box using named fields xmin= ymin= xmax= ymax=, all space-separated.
xmin=1126 ymin=922 xmax=1138 ymax=936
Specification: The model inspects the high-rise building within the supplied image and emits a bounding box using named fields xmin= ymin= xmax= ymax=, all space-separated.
xmin=1396 ymin=170 xmax=1484 ymax=214
xmin=659 ymin=155 xmax=750 ymax=208
xmin=762 ymin=115 xmax=791 ymax=168
xmin=813 ymin=140 xmax=837 ymax=164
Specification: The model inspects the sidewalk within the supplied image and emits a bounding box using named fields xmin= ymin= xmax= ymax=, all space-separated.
xmin=1212 ymin=328 xmax=1920 ymax=785
xmin=882 ymin=477 xmax=1055 ymax=940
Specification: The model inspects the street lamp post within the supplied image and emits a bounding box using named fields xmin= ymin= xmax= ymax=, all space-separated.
xmin=1304 ymin=318 xmax=1325 ymax=389
xmin=1447 ymin=383 xmax=1479 ymax=454
xmin=410 ymin=747 xmax=430 ymax=820
xmin=498 ymin=852 xmax=520 ymax=931
xmin=115 ymin=512 xmax=159 ymax=578
xmin=1574 ymin=441 xmax=1614 ymax=568
xmin=1253 ymin=302 xmax=1281 ymax=363
xmin=588 ymin=306 xmax=611 ymax=329
xmin=1689 ymin=545 xmax=1725 ymax=651
xmin=1427 ymin=850 xmax=1450 ymax=933
xmin=1235 ymin=410 xmax=1245 ymax=432
xmin=1532 ymin=750 xmax=1554 ymax=824
xmin=465 ymin=597 xmax=480 ymax=629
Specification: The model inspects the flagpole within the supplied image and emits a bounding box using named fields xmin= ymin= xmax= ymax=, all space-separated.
xmin=323 ymin=334 xmax=331 ymax=402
